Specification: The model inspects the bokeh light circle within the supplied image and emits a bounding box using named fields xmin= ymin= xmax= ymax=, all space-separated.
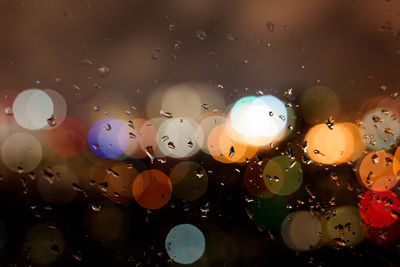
xmin=165 ymin=224 xmax=205 ymax=265
xmin=304 ymin=123 xmax=360 ymax=165
xmin=359 ymin=189 xmax=400 ymax=228
xmin=157 ymin=117 xmax=201 ymax=158
xmin=195 ymin=113 xmax=226 ymax=154
xmin=123 ymin=118 xmax=158 ymax=159
xmin=263 ymin=155 xmax=303 ymax=196
xmin=23 ymin=224 xmax=64 ymax=265
xmin=230 ymin=95 xmax=287 ymax=139
xmin=132 ymin=170 xmax=172 ymax=209
xmin=281 ymin=210 xmax=322 ymax=251
xmin=357 ymin=151 xmax=397 ymax=190
xmin=393 ymin=146 xmax=400 ymax=176
xmin=1 ymin=132 xmax=42 ymax=172
xmin=46 ymin=117 xmax=86 ymax=157
xmin=13 ymin=89 xmax=54 ymax=130
xmin=321 ymin=205 xmax=366 ymax=247
xmin=105 ymin=163 xmax=138 ymax=205
xmin=360 ymin=108 xmax=400 ymax=151
xmin=43 ymin=89 xmax=67 ymax=129
xmin=88 ymin=118 xmax=128 ymax=159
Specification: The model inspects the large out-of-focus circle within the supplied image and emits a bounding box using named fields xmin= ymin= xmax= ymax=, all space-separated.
xmin=169 ymin=161 xmax=208 ymax=201
xmin=304 ymin=123 xmax=356 ymax=165
xmin=360 ymin=108 xmax=400 ymax=151
xmin=13 ymin=89 xmax=54 ymax=130
xmin=281 ymin=210 xmax=322 ymax=251
xmin=46 ymin=117 xmax=86 ymax=157
xmin=393 ymin=146 xmax=400 ymax=176
xmin=132 ymin=170 xmax=172 ymax=209
xmin=105 ymin=163 xmax=138 ymax=205
xmin=165 ymin=224 xmax=205 ymax=265
xmin=263 ymin=155 xmax=303 ymax=196
xmin=300 ymin=86 xmax=339 ymax=125
xmin=157 ymin=118 xmax=201 ymax=158
xmin=357 ymin=151 xmax=397 ymax=190
xmin=43 ymin=89 xmax=67 ymax=129
xmin=359 ymin=190 xmax=400 ymax=228
xmin=321 ymin=205 xmax=365 ymax=247
xmin=23 ymin=224 xmax=64 ymax=265
xmin=207 ymin=124 xmax=257 ymax=163
xmin=123 ymin=118 xmax=158 ymax=159
xmin=1 ymin=132 xmax=42 ymax=172
xmin=88 ymin=118 xmax=128 ymax=159
xmin=161 ymin=83 xmax=202 ymax=119
xmin=195 ymin=113 xmax=226 ymax=154
xmin=230 ymin=95 xmax=287 ymax=138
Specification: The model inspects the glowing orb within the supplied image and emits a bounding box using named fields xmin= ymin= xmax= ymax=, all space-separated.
xmin=263 ymin=155 xmax=303 ymax=196
xmin=359 ymin=190 xmax=400 ymax=228
xmin=13 ymin=89 xmax=54 ymax=130
xmin=132 ymin=170 xmax=172 ymax=210
xmin=88 ymin=118 xmax=128 ymax=159
xmin=321 ymin=205 xmax=366 ymax=247
xmin=46 ymin=117 xmax=86 ymax=157
xmin=281 ymin=210 xmax=322 ymax=251
xmin=23 ymin=224 xmax=64 ymax=265
xmin=357 ymin=151 xmax=397 ymax=191
xmin=230 ymin=95 xmax=287 ymax=139
xmin=165 ymin=224 xmax=205 ymax=265
xmin=156 ymin=117 xmax=201 ymax=158
xmin=1 ymin=132 xmax=42 ymax=172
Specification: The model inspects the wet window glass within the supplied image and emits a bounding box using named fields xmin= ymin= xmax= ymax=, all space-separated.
xmin=0 ymin=0 xmax=399 ymax=266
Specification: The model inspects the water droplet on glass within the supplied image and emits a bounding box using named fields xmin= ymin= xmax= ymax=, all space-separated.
xmin=103 ymin=123 xmax=112 ymax=131
xmin=196 ymin=30 xmax=207 ymax=40
xmin=160 ymin=110 xmax=172 ymax=118
xmin=4 ymin=107 xmax=13 ymax=116
xmin=266 ymin=21 xmax=275 ymax=32
xmin=98 ymin=65 xmax=110 ymax=78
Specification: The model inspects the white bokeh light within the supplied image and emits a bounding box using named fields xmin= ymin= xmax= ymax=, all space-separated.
xmin=13 ymin=89 xmax=54 ymax=130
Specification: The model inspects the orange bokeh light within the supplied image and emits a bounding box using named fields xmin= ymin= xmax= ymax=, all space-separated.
xmin=132 ymin=169 xmax=172 ymax=209
xmin=304 ymin=122 xmax=363 ymax=165
xmin=357 ymin=151 xmax=397 ymax=190
xmin=207 ymin=124 xmax=257 ymax=164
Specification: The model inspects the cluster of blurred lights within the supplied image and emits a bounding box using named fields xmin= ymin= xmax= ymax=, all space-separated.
xmin=0 ymin=83 xmax=398 ymax=265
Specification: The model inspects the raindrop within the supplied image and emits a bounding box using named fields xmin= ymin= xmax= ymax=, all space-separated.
xmin=229 ymin=146 xmax=235 ymax=158
xmin=167 ymin=141 xmax=176 ymax=149
xmin=47 ymin=114 xmax=57 ymax=127
xmin=4 ymin=107 xmax=13 ymax=116
xmin=266 ymin=21 xmax=275 ymax=32
xmin=196 ymin=30 xmax=207 ymax=40
xmin=160 ymin=110 xmax=173 ymax=118
xmin=98 ymin=65 xmax=110 ymax=77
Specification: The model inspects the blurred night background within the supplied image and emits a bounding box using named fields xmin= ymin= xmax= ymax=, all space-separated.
xmin=0 ymin=0 xmax=399 ymax=266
